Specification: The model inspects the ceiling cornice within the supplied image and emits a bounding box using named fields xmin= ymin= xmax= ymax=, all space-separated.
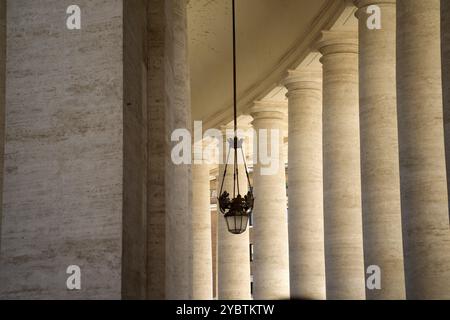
xmin=202 ymin=0 xmax=351 ymax=130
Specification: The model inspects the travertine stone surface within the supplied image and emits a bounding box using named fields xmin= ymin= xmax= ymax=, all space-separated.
xmin=147 ymin=0 xmax=167 ymax=300
xmin=318 ymin=31 xmax=366 ymax=300
xmin=123 ymin=0 xmax=148 ymax=300
xmin=355 ymin=0 xmax=405 ymax=300
xmin=217 ymin=128 xmax=251 ymax=300
xmin=0 ymin=0 xmax=124 ymax=299
xmin=443 ymin=0 xmax=450 ymax=209
xmin=163 ymin=0 xmax=192 ymax=300
xmin=250 ymin=101 xmax=290 ymax=300
xmin=397 ymin=0 xmax=450 ymax=299
xmin=191 ymin=163 xmax=213 ymax=300
xmin=147 ymin=0 xmax=192 ymax=300
xmin=283 ymin=69 xmax=325 ymax=300
xmin=0 ymin=0 xmax=192 ymax=301
xmin=211 ymin=204 xmax=218 ymax=298
xmin=0 ymin=0 xmax=5 ymax=253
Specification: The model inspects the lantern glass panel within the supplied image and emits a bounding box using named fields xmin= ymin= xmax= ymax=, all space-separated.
xmin=225 ymin=211 xmax=249 ymax=234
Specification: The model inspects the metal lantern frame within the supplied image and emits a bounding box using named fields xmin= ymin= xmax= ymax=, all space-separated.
xmin=218 ymin=137 xmax=254 ymax=234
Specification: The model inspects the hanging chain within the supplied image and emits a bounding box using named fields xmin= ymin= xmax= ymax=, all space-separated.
xmin=232 ymin=0 xmax=241 ymax=197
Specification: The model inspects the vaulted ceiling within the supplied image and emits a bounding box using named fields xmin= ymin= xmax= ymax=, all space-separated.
xmin=187 ymin=0 xmax=350 ymax=127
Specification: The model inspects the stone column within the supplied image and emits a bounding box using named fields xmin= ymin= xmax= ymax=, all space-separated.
xmin=283 ymin=69 xmax=325 ymax=300
xmin=443 ymin=0 xmax=450 ymax=209
xmin=211 ymin=194 xmax=219 ymax=299
xmin=317 ymin=31 xmax=366 ymax=300
xmin=397 ymin=0 xmax=450 ymax=299
xmin=147 ymin=0 xmax=192 ymax=300
xmin=217 ymin=127 xmax=251 ymax=300
xmin=0 ymin=0 xmax=193 ymax=300
xmin=191 ymin=162 xmax=213 ymax=300
xmin=355 ymin=0 xmax=405 ymax=299
xmin=0 ymin=0 xmax=125 ymax=299
xmin=0 ymin=0 xmax=5 ymax=253
xmin=249 ymin=101 xmax=290 ymax=300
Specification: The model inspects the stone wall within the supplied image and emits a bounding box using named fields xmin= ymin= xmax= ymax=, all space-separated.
xmin=0 ymin=0 xmax=124 ymax=299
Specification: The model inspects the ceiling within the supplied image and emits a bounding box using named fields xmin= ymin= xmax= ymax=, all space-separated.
xmin=187 ymin=0 xmax=347 ymax=125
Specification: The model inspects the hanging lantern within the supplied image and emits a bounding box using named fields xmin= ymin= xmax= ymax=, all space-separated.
xmin=218 ymin=138 xmax=254 ymax=235
xmin=217 ymin=0 xmax=254 ymax=235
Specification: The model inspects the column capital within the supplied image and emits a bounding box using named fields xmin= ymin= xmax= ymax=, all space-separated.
xmin=316 ymin=31 xmax=358 ymax=57
xmin=282 ymin=69 xmax=322 ymax=96
xmin=249 ymin=100 xmax=288 ymax=123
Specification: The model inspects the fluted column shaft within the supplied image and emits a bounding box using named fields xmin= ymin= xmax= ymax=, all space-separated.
xmin=397 ymin=0 xmax=450 ymax=299
xmin=217 ymin=129 xmax=251 ymax=300
xmin=318 ymin=31 xmax=366 ymax=300
xmin=191 ymin=163 xmax=213 ymax=300
xmin=283 ymin=70 xmax=325 ymax=300
xmin=355 ymin=0 xmax=405 ymax=299
xmin=250 ymin=101 xmax=290 ymax=300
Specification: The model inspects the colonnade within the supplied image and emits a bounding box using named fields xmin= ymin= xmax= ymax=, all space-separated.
xmin=191 ymin=0 xmax=450 ymax=300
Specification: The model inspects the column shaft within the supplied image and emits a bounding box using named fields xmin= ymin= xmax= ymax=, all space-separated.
xmin=217 ymin=130 xmax=251 ymax=300
xmin=250 ymin=102 xmax=290 ymax=300
xmin=147 ymin=0 xmax=192 ymax=300
xmin=443 ymin=0 xmax=450 ymax=209
xmin=397 ymin=0 xmax=450 ymax=299
xmin=283 ymin=70 xmax=325 ymax=300
xmin=0 ymin=0 xmax=124 ymax=299
xmin=211 ymin=199 xmax=219 ymax=299
xmin=318 ymin=31 xmax=366 ymax=300
xmin=0 ymin=0 xmax=5 ymax=254
xmin=191 ymin=163 xmax=213 ymax=300
xmin=355 ymin=0 xmax=405 ymax=299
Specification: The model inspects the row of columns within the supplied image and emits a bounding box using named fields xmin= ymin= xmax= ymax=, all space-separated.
xmin=191 ymin=0 xmax=450 ymax=300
